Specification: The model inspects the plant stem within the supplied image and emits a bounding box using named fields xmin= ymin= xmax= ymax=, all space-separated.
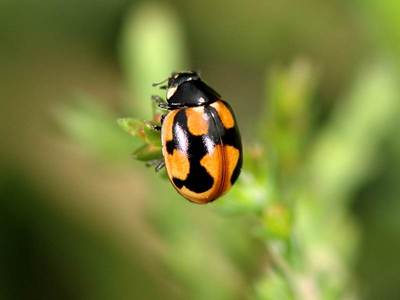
xmin=266 ymin=243 xmax=319 ymax=300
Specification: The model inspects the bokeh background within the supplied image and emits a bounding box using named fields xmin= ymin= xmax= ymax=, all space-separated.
xmin=1 ymin=1 xmax=400 ymax=299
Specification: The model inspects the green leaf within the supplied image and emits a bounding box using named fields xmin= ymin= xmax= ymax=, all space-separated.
xmin=133 ymin=144 xmax=163 ymax=161
xmin=143 ymin=121 xmax=162 ymax=146
xmin=117 ymin=117 xmax=146 ymax=140
xmin=57 ymin=95 xmax=138 ymax=161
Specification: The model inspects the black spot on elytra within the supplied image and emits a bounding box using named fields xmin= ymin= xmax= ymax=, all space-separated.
xmin=221 ymin=124 xmax=242 ymax=185
xmin=166 ymin=140 xmax=175 ymax=155
xmin=230 ymin=150 xmax=242 ymax=185
xmin=172 ymin=159 xmax=214 ymax=193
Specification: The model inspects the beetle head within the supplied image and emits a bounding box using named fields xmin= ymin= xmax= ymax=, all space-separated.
xmin=166 ymin=71 xmax=200 ymax=100
xmin=153 ymin=71 xmax=220 ymax=108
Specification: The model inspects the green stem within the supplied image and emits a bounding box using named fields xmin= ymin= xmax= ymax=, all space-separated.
xmin=265 ymin=243 xmax=319 ymax=300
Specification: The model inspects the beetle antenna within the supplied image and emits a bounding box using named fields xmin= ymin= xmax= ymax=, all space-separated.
xmin=152 ymin=78 xmax=168 ymax=87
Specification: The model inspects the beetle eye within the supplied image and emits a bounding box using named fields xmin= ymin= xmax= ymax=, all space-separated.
xmin=167 ymin=85 xmax=178 ymax=99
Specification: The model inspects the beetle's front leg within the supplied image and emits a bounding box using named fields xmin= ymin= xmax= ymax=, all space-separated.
xmin=152 ymin=124 xmax=162 ymax=131
xmin=152 ymin=95 xmax=170 ymax=110
xmin=146 ymin=158 xmax=165 ymax=172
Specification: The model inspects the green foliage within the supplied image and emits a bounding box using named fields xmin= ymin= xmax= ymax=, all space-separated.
xmin=119 ymin=3 xmax=187 ymax=118
xmin=55 ymin=2 xmax=400 ymax=300
xmin=117 ymin=118 xmax=162 ymax=161
xmin=255 ymin=271 xmax=293 ymax=300
xmin=57 ymin=95 xmax=139 ymax=162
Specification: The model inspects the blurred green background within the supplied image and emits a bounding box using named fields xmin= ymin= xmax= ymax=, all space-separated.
xmin=1 ymin=1 xmax=400 ymax=299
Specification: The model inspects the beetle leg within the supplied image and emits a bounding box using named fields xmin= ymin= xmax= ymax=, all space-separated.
xmin=158 ymin=102 xmax=170 ymax=109
xmin=155 ymin=160 xmax=165 ymax=172
xmin=151 ymin=95 xmax=169 ymax=126
xmin=146 ymin=159 xmax=165 ymax=172
xmin=151 ymin=95 xmax=171 ymax=110
xmin=160 ymin=113 xmax=166 ymax=125
xmin=152 ymin=124 xmax=161 ymax=131
xmin=152 ymin=95 xmax=167 ymax=107
xmin=151 ymin=94 xmax=164 ymax=103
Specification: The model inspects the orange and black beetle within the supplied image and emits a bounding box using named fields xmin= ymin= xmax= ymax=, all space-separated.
xmin=152 ymin=71 xmax=242 ymax=204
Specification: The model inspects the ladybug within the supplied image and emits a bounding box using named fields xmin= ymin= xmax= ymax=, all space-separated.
xmin=152 ymin=71 xmax=242 ymax=204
